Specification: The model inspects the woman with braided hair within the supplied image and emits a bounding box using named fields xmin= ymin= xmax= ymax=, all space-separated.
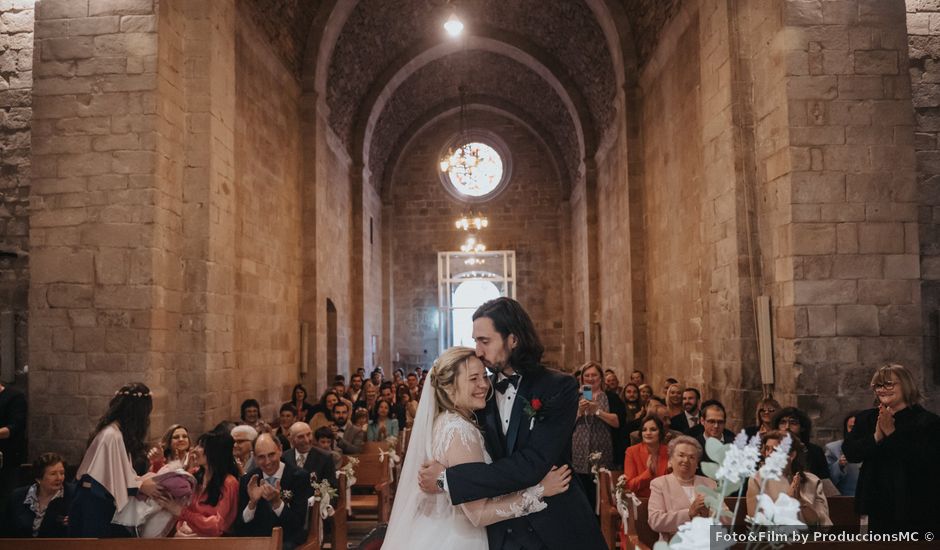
xmin=69 ymin=382 xmax=167 ymax=537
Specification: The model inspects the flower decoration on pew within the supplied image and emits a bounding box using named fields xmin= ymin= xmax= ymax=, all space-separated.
xmin=613 ymin=473 xmax=642 ymax=532
xmin=651 ymin=431 xmax=805 ymax=550
xmin=337 ymin=456 xmax=359 ymax=487
xmin=311 ymin=479 xmax=337 ymax=519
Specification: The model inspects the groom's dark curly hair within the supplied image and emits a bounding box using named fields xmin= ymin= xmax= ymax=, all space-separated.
xmin=472 ymin=297 xmax=545 ymax=375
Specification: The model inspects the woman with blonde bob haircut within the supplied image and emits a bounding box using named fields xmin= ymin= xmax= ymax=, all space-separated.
xmin=844 ymin=363 xmax=940 ymax=532
xmin=382 ymin=347 xmax=572 ymax=550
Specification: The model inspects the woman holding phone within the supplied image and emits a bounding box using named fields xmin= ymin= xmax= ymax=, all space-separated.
xmin=572 ymin=362 xmax=620 ymax=511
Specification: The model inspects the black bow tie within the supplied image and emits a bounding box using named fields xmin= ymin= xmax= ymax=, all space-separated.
xmin=495 ymin=374 xmax=521 ymax=394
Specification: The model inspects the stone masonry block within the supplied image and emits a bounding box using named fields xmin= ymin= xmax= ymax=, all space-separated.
xmin=792 ymin=223 xmax=836 ymax=255
xmin=68 ymin=16 xmax=119 ymax=36
xmin=88 ymin=0 xmax=152 ymax=17
xmin=883 ymin=254 xmax=920 ymax=279
xmin=792 ymin=171 xmax=845 ymax=203
xmin=41 ymin=37 xmax=95 ymax=60
xmin=789 ymin=76 xmax=838 ymax=99
xmin=806 ymin=305 xmax=836 ymax=336
xmin=39 ymin=0 xmax=88 ymax=19
xmin=31 ymin=248 xmax=94 ymax=284
xmin=46 ymin=283 xmax=94 ymax=308
xmin=785 ymin=1 xmax=823 ymax=26
xmin=836 ymin=304 xmax=880 ymax=335
xmin=837 ymin=76 xmax=884 ymax=99
xmin=832 ymin=254 xmax=883 ymax=279
xmin=858 ymin=279 xmax=914 ymax=304
xmin=790 ymin=126 xmax=845 ymax=146
xmin=877 ymin=305 xmax=922 ymax=335
xmin=794 ymin=280 xmax=857 ymax=304
xmin=858 ymin=223 xmax=905 ymax=253
xmin=854 ymin=50 xmax=898 ymax=75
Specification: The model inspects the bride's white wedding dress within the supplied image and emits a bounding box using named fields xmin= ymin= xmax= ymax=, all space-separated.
xmin=381 ymin=407 xmax=547 ymax=550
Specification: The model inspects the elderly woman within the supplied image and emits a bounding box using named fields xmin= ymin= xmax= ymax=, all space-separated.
xmin=623 ymin=414 xmax=669 ymax=497
xmin=744 ymin=397 xmax=780 ymax=438
xmin=3 ymin=453 xmax=74 ymax=538
xmin=645 ymin=436 xmax=719 ymax=542
xmin=572 ymin=362 xmax=619 ymax=511
xmin=747 ymin=430 xmax=831 ymax=526
xmin=230 ymin=424 xmax=258 ymax=476
xmin=844 ymin=363 xmax=940 ymax=532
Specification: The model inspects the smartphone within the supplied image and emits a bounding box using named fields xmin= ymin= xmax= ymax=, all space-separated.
xmin=581 ymin=384 xmax=592 ymax=401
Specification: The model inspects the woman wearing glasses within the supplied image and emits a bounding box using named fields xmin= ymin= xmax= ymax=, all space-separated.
xmin=744 ymin=397 xmax=780 ymax=438
xmin=771 ymin=406 xmax=830 ymax=481
xmin=843 ymin=364 xmax=940 ymax=532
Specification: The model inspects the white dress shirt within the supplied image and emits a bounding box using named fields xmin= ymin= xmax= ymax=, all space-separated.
xmin=495 ymin=372 xmax=521 ymax=435
xmin=242 ymin=461 xmax=286 ymax=522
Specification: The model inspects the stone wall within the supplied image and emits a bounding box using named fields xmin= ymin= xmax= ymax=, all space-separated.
xmin=0 ymin=0 xmax=33 ymax=381
xmin=907 ymin=0 xmax=940 ymax=382
xmin=390 ymin=111 xmax=567 ymax=368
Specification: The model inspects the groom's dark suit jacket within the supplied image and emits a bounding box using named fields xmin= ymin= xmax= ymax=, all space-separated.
xmin=445 ymin=366 xmax=607 ymax=550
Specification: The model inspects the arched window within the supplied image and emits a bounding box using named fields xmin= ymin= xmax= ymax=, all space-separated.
xmin=439 ymin=131 xmax=512 ymax=202
xmin=451 ymin=279 xmax=501 ymax=347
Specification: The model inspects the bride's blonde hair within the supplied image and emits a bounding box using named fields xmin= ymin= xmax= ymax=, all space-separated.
xmin=428 ymin=346 xmax=487 ymax=424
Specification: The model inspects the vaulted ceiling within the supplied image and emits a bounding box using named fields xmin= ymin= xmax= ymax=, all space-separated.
xmin=242 ymin=0 xmax=684 ymax=192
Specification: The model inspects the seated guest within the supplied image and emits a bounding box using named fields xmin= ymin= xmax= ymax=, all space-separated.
xmin=240 ymin=398 xmax=268 ymax=432
xmin=283 ymin=384 xmax=314 ymax=423
xmin=379 ymin=382 xmax=396 ymax=406
xmin=313 ymin=427 xmax=343 ymax=470
xmin=148 ymin=424 xmax=193 ymax=473
xmin=826 ymin=412 xmax=861 ymax=496
xmin=638 ymin=383 xmax=654 ymax=409
xmin=235 ymin=433 xmax=313 ymax=550
xmin=231 ymin=424 xmax=259 ymax=477
xmin=283 ymin=422 xmax=336 ymax=487
xmin=332 ymin=401 xmax=365 ymax=455
xmin=171 ymin=429 xmax=240 ymax=537
xmin=670 ymin=388 xmax=701 ymax=435
xmin=747 ymin=430 xmax=831 ymax=526
xmin=629 ymin=399 xmax=682 ymax=445
xmin=624 ymin=415 xmax=669 ymax=498
xmin=367 ymin=398 xmax=399 ymax=441
xmin=630 ymin=369 xmax=645 ymax=386
xmin=604 ymin=369 xmax=622 ymax=394
xmin=621 ymin=383 xmax=643 ymax=423
xmin=351 ymin=407 xmax=370 ymax=434
xmin=392 ymin=386 xmax=415 ymax=429
xmin=689 ymin=400 xmax=735 ymax=472
xmin=347 ymin=373 xmax=365 ymax=403
xmin=331 ymin=377 xmax=347 ymax=402
xmin=308 ymin=390 xmax=339 ymax=434
xmin=661 ymin=377 xmax=679 ymax=399
xmin=772 ymin=407 xmax=829 ymax=480
xmin=3 ymin=453 xmax=74 ymax=538
xmin=744 ymin=397 xmax=780 ymax=438
xmin=354 ymin=380 xmax=378 ymax=413
xmin=393 ymin=368 xmax=404 ymax=385
xmin=665 ymin=383 xmax=684 ymax=419
xmin=646 ymin=436 xmax=721 ymax=543
xmin=405 ymin=372 xmax=419 ymax=399
xmin=274 ymin=404 xmax=296 ymax=450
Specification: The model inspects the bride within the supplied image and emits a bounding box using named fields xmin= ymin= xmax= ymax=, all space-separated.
xmin=381 ymin=347 xmax=571 ymax=549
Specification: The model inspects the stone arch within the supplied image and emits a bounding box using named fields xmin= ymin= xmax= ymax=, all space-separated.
xmin=383 ymin=97 xmax=570 ymax=203
xmin=353 ymin=27 xmax=594 ymax=183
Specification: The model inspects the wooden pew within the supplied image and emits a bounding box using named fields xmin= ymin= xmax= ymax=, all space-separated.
xmin=299 ymin=472 xmax=349 ymax=550
xmin=0 ymin=527 xmax=282 ymax=550
xmin=349 ymin=452 xmax=392 ymax=523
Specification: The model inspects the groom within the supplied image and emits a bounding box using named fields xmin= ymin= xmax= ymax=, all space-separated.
xmin=419 ymin=297 xmax=606 ymax=550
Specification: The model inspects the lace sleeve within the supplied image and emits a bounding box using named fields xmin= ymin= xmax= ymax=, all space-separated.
xmin=438 ymin=416 xmax=548 ymax=527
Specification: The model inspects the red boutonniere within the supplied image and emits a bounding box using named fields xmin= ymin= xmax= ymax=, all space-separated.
xmin=521 ymin=396 xmax=544 ymax=423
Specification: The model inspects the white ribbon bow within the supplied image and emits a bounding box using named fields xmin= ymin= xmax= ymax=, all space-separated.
xmin=378 ymin=448 xmax=401 ymax=482
xmin=615 ymin=485 xmax=642 ymax=529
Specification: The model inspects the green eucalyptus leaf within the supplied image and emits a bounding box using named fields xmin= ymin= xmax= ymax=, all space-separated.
xmin=701 ymin=461 xmax=719 ymax=480
xmin=653 ymin=542 xmax=671 ymax=550
xmin=705 ymin=437 xmax=727 ymax=463
xmin=723 ymin=479 xmax=743 ymax=494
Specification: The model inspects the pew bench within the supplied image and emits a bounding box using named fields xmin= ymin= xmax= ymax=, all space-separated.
xmin=0 ymin=527 xmax=282 ymax=550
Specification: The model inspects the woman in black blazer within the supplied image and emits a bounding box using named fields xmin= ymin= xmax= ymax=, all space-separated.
xmin=3 ymin=453 xmax=75 ymax=538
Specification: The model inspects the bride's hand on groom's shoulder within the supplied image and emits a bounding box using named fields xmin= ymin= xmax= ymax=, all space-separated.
xmin=418 ymin=460 xmax=445 ymax=494
xmin=540 ymin=464 xmax=571 ymax=497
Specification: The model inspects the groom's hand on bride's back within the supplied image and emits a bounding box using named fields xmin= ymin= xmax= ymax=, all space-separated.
xmin=418 ymin=460 xmax=446 ymax=493
xmin=540 ymin=465 xmax=571 ymax=497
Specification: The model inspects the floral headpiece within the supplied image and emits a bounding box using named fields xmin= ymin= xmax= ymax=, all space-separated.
xmin=115 ymin=389 xmax=151 ymax=398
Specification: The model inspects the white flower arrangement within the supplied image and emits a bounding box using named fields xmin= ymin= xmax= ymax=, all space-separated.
xmin=337 ymin=456 xmax=358 ymax=487
xmin=652 ymin=431 xmax=805 ymax=550
xmin=311 ymin=479 xmax=337 ymax=519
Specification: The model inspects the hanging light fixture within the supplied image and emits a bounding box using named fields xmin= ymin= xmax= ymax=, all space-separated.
xmin=443 ymin=11 xmax=464 ymax=37
xmin=460 ymin=235 xmax=486 ymax=254
xmin=439 ymin=86 xmax=483 ymax=183
xmin=454 ymin=210 xmax=488 ymax=231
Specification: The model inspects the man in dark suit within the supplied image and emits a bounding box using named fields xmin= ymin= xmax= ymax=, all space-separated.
xmin=670 ymin=387 xmax=701 ymax=435
xmin=689 ymin=399 xmax=735 ymax=474
xmin=283 ymin=422 xmax=337 ymax=488
xmin=235 ymin=433 xmax=312 ymax=550
xmin=419 ymin=297 xmax=606 ymax=550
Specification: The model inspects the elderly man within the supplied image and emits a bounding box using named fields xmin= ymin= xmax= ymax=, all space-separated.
xmin=231 ymin=424 xmax=259 ymax=476
xmin=235 ymin=433 xmax=312 ymax=549
xmin=282 ymin=422 xmax=336 ymax=489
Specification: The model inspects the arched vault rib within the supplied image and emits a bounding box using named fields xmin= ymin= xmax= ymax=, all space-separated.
xmin=354 ymin=26 xmax=594 ymax=177
xmin=383 ymin=97 xmax=570 ymax=203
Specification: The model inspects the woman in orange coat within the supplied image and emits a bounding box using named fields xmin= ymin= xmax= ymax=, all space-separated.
xmin=624 ymin=414 xmax=669 ymax=497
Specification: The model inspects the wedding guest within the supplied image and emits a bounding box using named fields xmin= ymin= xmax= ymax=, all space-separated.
xmin=843 ymin=363 xmax=940 ymax=532
xmin=646 ymin=436 xmax=719 ymax=543
xmin=665 ymin=383 xmax=683 ymax=419
xmin=240 ymin=399 xmax=267 ymax=432
xmin=630 ymin=400 xmax=682 ymax=445
xmin=393 ymin=368 xmax=405 ymax=385
xmin=283 ymin=384 xmax=315 ymax=423
xmin=746 ymin=430 xmax=831 ymax=526
xmin=2 ymin=453 xmax=74 ymax=538
xmin=148 ymin=424 xmax=192 ymax=473
xmin=332 ymin=401 xmax=365 ymax=455
xmin=745 ymin=397 xmax=781 ymax=438
xmin=231 ymin=424 xmax=259 ymax=476
xmin=393 ymin=386 xmax=414 ymax=428
xmin=352 ymin=408 xmax=369 ymax=432
xmin=689 ymin=400 xmax=734 ymax=472
xmin=274 ymin=404 xmax=296 ymax=450
xmin=624 ymin=415 xmax=669 ymax=498
xmin=604 ymin=369 xmax=622 ymax=394
xmin=0 ymin=381 xmax=26 ymax=517
xmin=572 ymin=362 xmax=618 ymax=510
xmin=69 ymin=382 xmax=166 ymax=537
xmin=369 ymin=368 xmax=383 ymax=387
xmin=313 ymin=427 xmax=342 ymax=470
xmin=283 ymin=423 xmax=335 ymax=486
xmin=169 ymin=429 xmax=240 ymax=537
xmin=671 ymin=388 xmax=701 ymax=434
xmin=353 ymin=381 xmax=378 ymax=413
xmin=347 ymin=374 xmax=365 ymax=403
xmin=331 ymin=378 xmax=347 ymax=402
xmin=825 ymin=412 xmax=861 ymax=496
xmin=621 ymin=382 xmax=642 ymax=423
xmin=630 ymin=370 xmax=645 ymax=385
xmin=772 ymin=407 xmax=829 ymax=480
xmin=367 ymin=398 xmax=399 ymax=441
xmin=638 ymin=383 xmax=653 ymax=407
xmin=235 ymin=433 xmax=312 ymax=549
xmin=308 ymin=390 xmax=339 ymax=434
xmin=405 ymin=372 xmax=419 ymax=399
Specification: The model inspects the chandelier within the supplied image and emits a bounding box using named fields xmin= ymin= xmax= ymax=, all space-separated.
xmin=454 ymin=211 xmax=488 ymax=231
xmin=460 ymin=235 xmax=486 ymax=254
xmin=464 ymin=257 xmax=485 ymax=266
xmin=439 ymin=86 xmax=483 ymax=181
